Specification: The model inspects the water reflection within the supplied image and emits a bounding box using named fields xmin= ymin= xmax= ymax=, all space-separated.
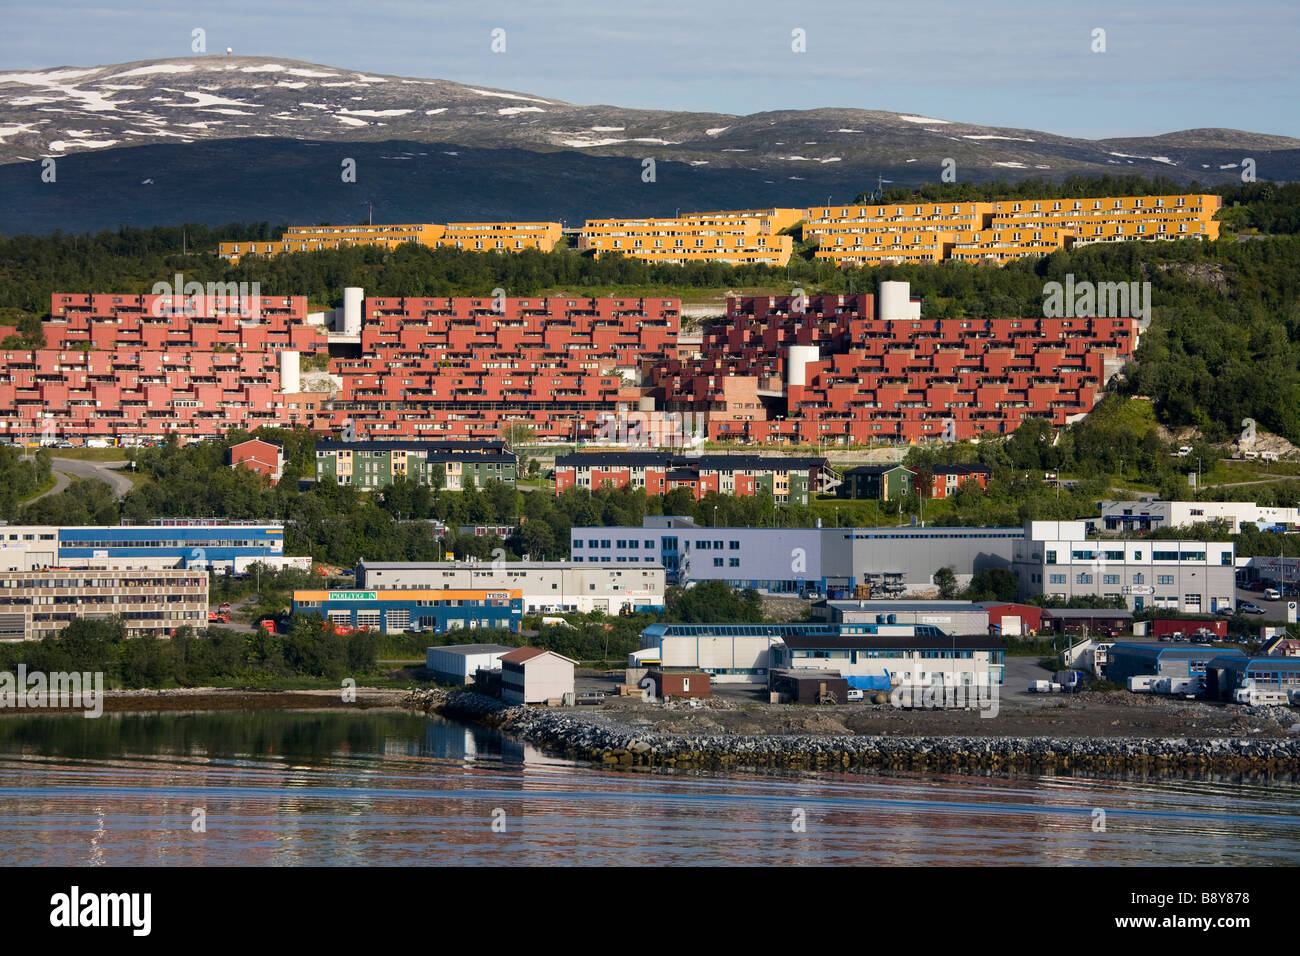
xmin=0 ymin=711 xmax=1297 ymax=866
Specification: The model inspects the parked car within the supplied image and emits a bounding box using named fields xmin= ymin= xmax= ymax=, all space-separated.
xmin=1238 ymin=601 xmax=1266 ymax=615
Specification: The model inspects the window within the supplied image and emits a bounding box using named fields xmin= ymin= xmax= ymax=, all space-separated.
xmin=713 ymin=558 xmax=723 ymax=567
xmin=1045 ymin=550 xmax=1057 ymax=565
xmin=1049 ymin=574 xmax=1066 ymax=585
xmin=1076 ymin=573 xmax=1093 ymax=585
xmin=1157 ymin=574 xmax=1175 ymax=586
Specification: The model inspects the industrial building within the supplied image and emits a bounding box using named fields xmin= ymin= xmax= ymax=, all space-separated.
xmin=811 ymin=600 xmax=991 ymax=635
xmin=1204 ymin=655 xmax=1300 ymax=701
xmin=0 ymin=567 xmax=209 ymax=641
xmin=0 ymin=519 xmax=306 ymax=573
xmin=425 ymin=644 xmax=517 ymax=685
xmin=315 ymin=440 xmax=517 ymax=490
xmin=500 ymin=647 xmax=577 ymax=705
xmin=768 ymin=632 xmax=1005 ymax=688
xmin=1104 ymin=643 xmax=1245 ymax=685
xmin=355 ymin=560 xmax=665 ymax=614
xmin=291 ymin=588 xmax=523 ymax=634
xmin=1014 ymin=520 xmax=1236 ymax=613
xmin=634 ymin=621 xmax=988 ymax=684
xmin=570 ymin=516 xmax=1020 ymax=595
xmin=1094 ymin=499 xmax=1300 ymax=534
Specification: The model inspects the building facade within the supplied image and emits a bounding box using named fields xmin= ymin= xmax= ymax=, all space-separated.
xmin=570 ymin=517 xmax=1021 ymax=595
xmin=1095 ymin=498 xmax=1300 ymax=534
xmin=555 ymin=452 xmax=834 ymax=504
xmin=0 ymin=567 xmax=208 ymax=641
xmin=292 ymin=588 xmax=523 ymax=634
xmin=315 ymin=440 xmax=517 ymax=490
xmin=500 ymin=647 xmax=577 ymax=704
xmin=1014 ymin=520 xmax=1236 ymax=613
xmin=0 ymin=519 xmax=301 ymax=573
xmin=355 ymin=560 xmax=665 ymax=614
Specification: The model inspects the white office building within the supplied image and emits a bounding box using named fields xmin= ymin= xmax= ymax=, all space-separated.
xmin=1095 ymin=499 xmax=1300 ymax=534
xmin=1014 ymin=520 xmax=1236 ymax=613
xmin=356 ymin=560 xmax=665 ymax=614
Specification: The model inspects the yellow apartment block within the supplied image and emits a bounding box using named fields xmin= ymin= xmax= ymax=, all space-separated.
xmin=806 ymin=194 xmax=1221 ymax=265
xmin=579 ymin=209 xmax=799 ymax=266
xmin=434 ymin=221 xmax=563 ymax=252
xmin=218 ymin=221 xmax=561 ymax=262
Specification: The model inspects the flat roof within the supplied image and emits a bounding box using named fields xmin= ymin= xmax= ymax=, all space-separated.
xmin=822 ymin=600 xmax=988 ymax=613
xmin=1042 ymin=608 xmax=1135 ymax=620
xmin=781 ymin=634 xmax=1000 ymax=651
xmin=426 ymin=644 xmax=516 ymax=656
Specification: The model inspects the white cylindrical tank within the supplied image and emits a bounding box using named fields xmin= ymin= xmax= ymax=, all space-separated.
xmin=279 ymin=350 xmax=300 ymax=394
xmin=877 ymin=280 xmax=912 ymax=321
xmin=787 ymin=345 xmax=820 ymax=387
xmin=342 ymin=287 xmax=364 ymax=334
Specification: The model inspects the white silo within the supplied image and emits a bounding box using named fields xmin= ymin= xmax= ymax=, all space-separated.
xmin=787 ymin=345 xmax=820 ymax=387
xmin=341 ymin=287 xmax=364 ymax=334
xmin=877 ymin=280 xmax=914 ymax=321
xmin=279 ymin=350 xmax=300 ymax=394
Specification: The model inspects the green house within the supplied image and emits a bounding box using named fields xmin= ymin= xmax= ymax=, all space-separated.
xmin=840 ymin=464 xmax=915 ymax=501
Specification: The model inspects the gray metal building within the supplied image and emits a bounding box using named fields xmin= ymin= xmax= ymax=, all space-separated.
xmin=811 ymin=600 xmax=991 ymax=635
xmin=569 ymin=517 xmax=1020 ymax=597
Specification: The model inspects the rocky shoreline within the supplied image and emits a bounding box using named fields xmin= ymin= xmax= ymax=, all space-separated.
xmin=403 ymin=688 xmax=1300 ymax=774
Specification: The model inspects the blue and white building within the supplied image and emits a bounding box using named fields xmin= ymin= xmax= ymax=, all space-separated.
xmin=0 ymin=519 xmax=309 ymax=573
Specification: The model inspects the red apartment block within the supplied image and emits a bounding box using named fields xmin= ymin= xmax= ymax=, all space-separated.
xmin=230 ymin=438 xmax=285 ymax=484
xmin=0 ymin=293 xmax=679 ymax=445
xmin=0 ymin=293 xmax=331 ymax=444
xmin=650 ymin=292 xmax=1138 ymax=443
xmin=322 ymin=295 xmax=679 ymax=441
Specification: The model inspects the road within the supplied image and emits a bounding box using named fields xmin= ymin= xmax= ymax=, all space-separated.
xmin=23 ymin=455 xmax=137 ymax=503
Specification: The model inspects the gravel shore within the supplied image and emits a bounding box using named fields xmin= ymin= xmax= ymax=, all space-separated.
xmin=404 ymin=687 xmax=1300 ymax=774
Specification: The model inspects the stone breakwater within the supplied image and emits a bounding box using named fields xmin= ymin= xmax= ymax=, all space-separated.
xmin=402 ymin=688 xmax=1300 ymax=773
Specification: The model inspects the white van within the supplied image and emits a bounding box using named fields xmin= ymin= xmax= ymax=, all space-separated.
xmin=1128 ymin=675 xmax=1159 ymax=693
xmin=1264 ymin=588 xmax=1281 ymax=601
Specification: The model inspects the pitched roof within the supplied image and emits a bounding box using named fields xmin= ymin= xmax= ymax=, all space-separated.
xmin=499 ymin=646 xmax=578 ymax=665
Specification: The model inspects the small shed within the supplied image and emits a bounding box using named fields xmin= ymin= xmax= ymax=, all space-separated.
xmin=649 ymin=667 xmax=711 ymax=700
xmin=500 ymin=646 xmax=577 ymax=705
xmin=769 ymin=668 xmax=849 ymax=705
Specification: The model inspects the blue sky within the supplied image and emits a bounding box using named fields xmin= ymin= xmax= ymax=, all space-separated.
xmin=4 ymin=0 xmax=1298 ymax=139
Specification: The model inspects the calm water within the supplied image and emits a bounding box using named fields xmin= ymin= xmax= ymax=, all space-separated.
xmin=0 ymin=710 xmax=1298 ymax=865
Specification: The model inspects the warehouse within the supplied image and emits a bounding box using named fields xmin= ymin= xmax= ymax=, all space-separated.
xmin=425 ymin=644 xmax=517 ymax=685
xmin=768 ymin=633 xmax=1005 ymax=688
xmin=500 ymin=647 xmax=577 ymax=705
xmin=356 ymin=560 xmax=664 ymax=614
xmin=570 ymin=516 xmax=1020 ymax=595
xmin=811 ymin=600 xmax=990 ymax=635
xmin=1040 ymin=607 xmax=1134 ymax=637
xmin=292 ymin=588 xmax=522 ymax=634
xmin=1105 ymin=643 xmax=1245 ymax=685
xmin=980 ymin=603 xmax=1045 ymax=636
xmin=1204 ymin=656 xmax=1300 ymax=702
